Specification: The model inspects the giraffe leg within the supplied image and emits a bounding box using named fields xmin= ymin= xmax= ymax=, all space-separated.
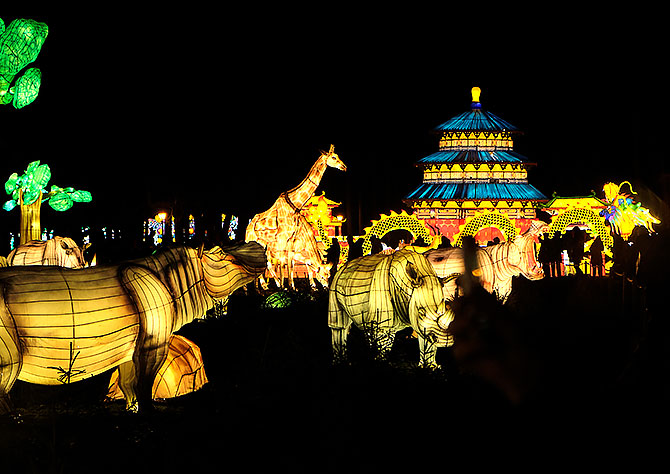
xmin=306 ymin=266 xmax=316 ymax=289
xmin=257 ymin=274 xmax=269 ymax=291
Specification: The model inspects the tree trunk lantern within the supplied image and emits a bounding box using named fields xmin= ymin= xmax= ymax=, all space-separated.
xmin=19 ymin=189 xmax=43 ymax=244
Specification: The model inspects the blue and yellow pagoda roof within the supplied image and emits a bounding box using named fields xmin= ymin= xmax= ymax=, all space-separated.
xmin=433 ymin=86 xmax=519 ymax=133
xmin=406 ymin=182 xmax=547 ymax=201
xmin=404 ymin=87 xmax=548 ymax=206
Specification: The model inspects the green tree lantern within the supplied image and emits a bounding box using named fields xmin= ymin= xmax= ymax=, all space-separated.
xmin=4 ymin=161 xmax=92 ymax=244
xmin=0 ymin=17 xmax=48 ymax=109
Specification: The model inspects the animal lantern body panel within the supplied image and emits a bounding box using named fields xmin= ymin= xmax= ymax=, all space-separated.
xmin=107 ymin=334 xmax=209 ymax=400
xmin=0 ymin=243 xmax=266 ymax=413
xmin=245 ymin=145 xmax=346 ymax=289
xmin=328 ymin=248 xmax=448 ymax=368
xmin=2 ymin=264 xmax=141 ymax=385
xmin=425 ymin=220 xmax=546 ymax=303
xmin=7 ymin=236 xmax=87 ymax=268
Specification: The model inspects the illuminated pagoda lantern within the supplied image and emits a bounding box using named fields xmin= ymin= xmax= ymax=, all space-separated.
xmin=302 ymin=191 xmax=346 ymax=239
xmin=404 ymin=87 xmax=548 ymax=245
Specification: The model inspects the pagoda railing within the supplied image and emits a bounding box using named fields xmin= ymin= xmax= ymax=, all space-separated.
xmin=422 ymin=178 xmax=530 ymax=185
xmin=438 ymin=145 xmax=514 ymax=152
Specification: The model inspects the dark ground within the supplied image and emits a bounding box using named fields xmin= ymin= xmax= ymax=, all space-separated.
xmin=1 ymin=253 xmax=668 ymax=472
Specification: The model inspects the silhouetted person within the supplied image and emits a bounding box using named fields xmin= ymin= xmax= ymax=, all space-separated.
xmin=538 ymin=233 xmax=552 ymax=276
xmin=370 ymin=235 xmax=383 ymax=254
xmin=347 ymin=235 xmax=364 ymax=260
xmin=566 ymin=227 xmax=587 ymax=275
xmin=437 ymin=235 xmax=452 ymax=249
xmin=326 ymin=237 xmax=340 ymax=284
xmin=552 ymin=233 xmax=564 ymax=277
xmin=540 ymin=233 xmax=562 ymax=277
xmin=590 ymin=236 xmax=604 ymax=277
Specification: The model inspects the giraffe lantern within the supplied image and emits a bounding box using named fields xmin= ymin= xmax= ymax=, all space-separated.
xmin=246 ymin=145 xmax=346 ymax=289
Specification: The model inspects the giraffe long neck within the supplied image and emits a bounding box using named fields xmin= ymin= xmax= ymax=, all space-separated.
xmin=285 ymin=156 xmax=327 ymax=209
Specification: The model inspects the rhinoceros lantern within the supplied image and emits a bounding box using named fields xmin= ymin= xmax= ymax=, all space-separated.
xmin=0 ymin=242 xmax=266 ymax=414
xmin=328 ymin=248 xmax=448 ymax=368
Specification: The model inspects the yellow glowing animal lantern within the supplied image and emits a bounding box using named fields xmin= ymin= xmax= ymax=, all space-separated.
xmin=106 ymin=334 xmax=208 ymax=400
xmin=328 ymin=248 xmax=448 ymax=368
xmin=0 ymin=243 xmax=266 ymax=414
xmin=425 ymin=220 xmax=546 ymax=304
xmin=7 ymin=236 xmax=87 ymax=268
xmin=285 ymin=214 xmax=332 ymax=288
xmin=246 ymin=145 xmax=346 ymax=289
xmin=601 ymin=181 xmax=660 ymax=240
xmin=7 ymin=237 xmax=211 ymax=403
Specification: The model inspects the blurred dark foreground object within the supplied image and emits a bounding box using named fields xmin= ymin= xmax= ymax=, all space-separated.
xmin=449 ymin=285 xmax=541 ymax=405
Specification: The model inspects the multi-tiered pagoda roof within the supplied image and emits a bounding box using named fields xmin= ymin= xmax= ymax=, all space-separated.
xmin=404 ymin=87 xmax=547 ymax=206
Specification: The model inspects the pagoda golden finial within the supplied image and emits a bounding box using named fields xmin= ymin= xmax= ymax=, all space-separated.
xmin=471 ymin=86 xmax=482 ymax=109
xmin=471 ymin=86 xmax=481 ymax=103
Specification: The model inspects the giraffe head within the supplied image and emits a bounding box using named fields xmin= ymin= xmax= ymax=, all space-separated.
xmin=321 ymin=144 xmax=347 ymax=172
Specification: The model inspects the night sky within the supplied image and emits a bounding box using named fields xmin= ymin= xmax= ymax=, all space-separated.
xmin=2 ymin=5 xmax=668 ymax=244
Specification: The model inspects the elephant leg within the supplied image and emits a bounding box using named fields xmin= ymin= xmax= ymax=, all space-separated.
xmin=418 ymin=334 xmax=440 ymax=369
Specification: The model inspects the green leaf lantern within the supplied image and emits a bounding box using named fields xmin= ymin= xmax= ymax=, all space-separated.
xmin=48 ymin=192 xmax=74 ymax=212
xmin=5 ymin=173 xmax=18 ymax=195
xmin=2 ymin=199 xmax=17 ymax=212
xmin=0 ymin=18 xmax=48 ymax=109
xmin=13 ymin=67 xmax=42 ymax=109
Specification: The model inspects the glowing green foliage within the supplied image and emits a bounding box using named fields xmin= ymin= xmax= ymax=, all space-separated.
xmin=12 ymin=67 xmax=41 ymax=109
xmin=0 ymin=17 xmax=48 ymax=108
xmin=263 ymin=291 xmax=293 ymax=309
xmin=2 ymin=199 xmax=17 ymax=212
xmin=3 ymin=161 xmax=92 ymax=212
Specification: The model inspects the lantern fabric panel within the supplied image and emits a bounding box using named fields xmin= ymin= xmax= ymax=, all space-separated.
xmin=106 ymin=334 xmax=208 ymax=400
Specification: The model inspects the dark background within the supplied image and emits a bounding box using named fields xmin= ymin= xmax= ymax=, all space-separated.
xmin=1 ymin=7 xmax=669 ymax=471
xmin=2 ymin=5 xmax=668 ymax=250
